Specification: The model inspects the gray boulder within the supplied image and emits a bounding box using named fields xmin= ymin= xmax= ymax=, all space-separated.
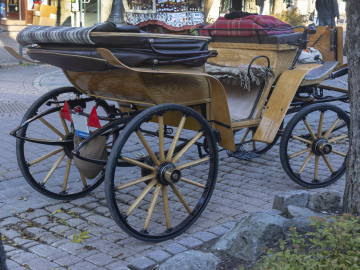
xmin=307 ymin=190 xmax=341 ymax=211
xmin=283 ymin=205 xmax=318 ymax=233
xmin=273 ymin=190 xmax=308 ymax=213
xmin=212 ymin=212 xmax=287 ymax=261
xmin=286 ymin=205 xmax=317 ymax=219
xmin=158 ymin=250 xmax=220 ymax=270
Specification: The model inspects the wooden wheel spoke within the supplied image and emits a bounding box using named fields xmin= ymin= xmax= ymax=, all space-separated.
xmin=117 ymin=173 xmax=156 ymax=190
xmin=62 ymin=158 xmax=72 ymax=192
xmin=322 ymin=155 xmax=335 ymax=174
xmin=289 ymin=147 xmax=311 ymax=159
xmin=43 ymin=152 xmax=66 ymax=184
xmin=171 ymin=132 xmax=203 ymax=164
xmin=54 ymin=98 xmax=70 ymax=135
xmin=158 ymin=116 xmax=165 ymax=163
xmin=136 ymin=130 xmax=160 ymax=166
xmin=39 ymin=118 xmax=65 ymax=139
xmin=328 ymin=134 xmax=348 ymax=143
xmin=303 ymin=119 xmax=316 ymax=140
xmin=298 ymin=152 xmax=314 ymax=175
xmin=166 ymin=116 xmax=187 ymax=162
xmin=170 ymin=184 xmax=192 ymax=214
xmin=126 ymin=179 xmax=157 ymax=216
xmin=121 ymin=156 xmax=157 ymax=171
xmin=292 ymin=135 xmax=312 ymax=145
xmin=332 ymin=149 xmax=347 ymax=157
xmin=144 ymin=183 xmax=163 ymax=230
xmin=176 ymin=157 xmax=210 ymax=170
xmin=80 ymin=172 xmax=88 ymax=187
xmin=317 ymin=111 xmax=325 ymax=138
xmin=240 ymin=128 xmax=251 ymax=143
xmin=181 ymin=177 xmax=206 ymax=189
xmin=29 ymin=148 xmax=63 ymax=166
xmin=314 ymin=155 xmax=319 ymax=181
xmin=323 ymin=118 xmax=341 ymax=139
xmin=162 ymin=186 xmax=171 ymax=230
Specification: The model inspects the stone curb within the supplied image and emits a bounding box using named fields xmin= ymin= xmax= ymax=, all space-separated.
xmin=126 ymin=226 xmax=230 ymax=270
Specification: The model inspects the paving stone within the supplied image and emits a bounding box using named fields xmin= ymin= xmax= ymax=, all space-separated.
xmin=191 ymin=229 xmax=217 ymax=242
xmin=53 ymin=254 xmax=83 ymax=266
xmin=1 ymin=228 xmax=21 ymax=239
xmin=86 ymin=239 xmax=119 ymax=252
xmin=128 ymin=256 xmax=157 ymax=270
xmin=146 ymin=250 xmax=172 ymax=263
xmin=85 ymin=252 xmax=117 ymax=266
xmin=69 ymin=261 xmax=99 ymax=270
xmin=179 ymin=237 xmax=203 ymax=248
xmin=71 ymin=197 xmax=99 ymax=207
xmin=0 ymin=216 xmax=22 ymax=227
xmin=65 ymin=218 xmax=87 ymax=227
xmin=28 ymin=244 xmax=59 ymax=257
xmin=164 ymin=243 xmax=188 ymax=255
xmin=4 ymin=259 xmax=21 ymax=269
xmin=20 ymin=209 xmax=49 ymax=220
xmin=10 ymin=251 xmax=39 ymax=264
xmin=221 ymin=221 xmax=236 ymax=229
xmin=32 ymin=216 xmax=51 ymax=226
xmin=206 ymin=226 xmax=229 ymax=236
xmin=24 ymin=257 xmax=59 ymax=270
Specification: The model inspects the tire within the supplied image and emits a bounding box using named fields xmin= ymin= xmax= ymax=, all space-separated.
xmin=105 ymin=104 xmax=218 ymax=242
xmin=16 ymin=87 xmax=113 ymax=200
xmin=280 ymin=103 xmax=349 ymax=188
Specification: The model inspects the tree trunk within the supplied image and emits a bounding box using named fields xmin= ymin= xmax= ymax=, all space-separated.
xmin=203 ymin=0 xmax=215 ymax=22
xmin=342 ymin=1 xmax=360 ymax=214
xmin=272 ymin=0 xmax=284 ymax=15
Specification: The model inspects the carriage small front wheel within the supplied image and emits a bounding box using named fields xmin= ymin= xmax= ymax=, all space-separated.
xmin=16 ymin=87 xmax=113 ymax=200
xmin=105 ymin=103 xmax=219 ymax=242
xmin=280 ymin=103 xmax=350 ymax=188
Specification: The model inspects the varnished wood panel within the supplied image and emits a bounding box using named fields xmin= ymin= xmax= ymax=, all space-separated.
xmin=207 ymin=76 xmax=235 ymax=152
xmin=95 ymin=48 xmax=235 ymax=151
xmin=207 ymin=47 xmax=277 ymax=69
xmin=295 ymin=26 xmax=344 ymax=67
xmin=64 ymin=69 xmax=157 ymax=105
xmin=209 ymin=42 xmax=298 ymax=51
xmin=253 ymin=64 xmax=321 ymax=143
xmin=140 ymin=73 xmax=210 ymax=104
xmin=232 ymin=118 xmax=261 ymax=130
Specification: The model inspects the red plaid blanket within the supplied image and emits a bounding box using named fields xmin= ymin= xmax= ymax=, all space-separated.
xmin=201 ymin=15 xmax=294 ymax=37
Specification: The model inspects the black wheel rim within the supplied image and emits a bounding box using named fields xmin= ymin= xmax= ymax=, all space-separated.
xmin=105 ymin=104 xmax=218 ymax=242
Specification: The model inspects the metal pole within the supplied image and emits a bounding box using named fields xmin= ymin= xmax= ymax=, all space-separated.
xmin=107 ymin=0 xmax=126 ymax=26
xmin=228 ymin=0 xmax=231 ymax=13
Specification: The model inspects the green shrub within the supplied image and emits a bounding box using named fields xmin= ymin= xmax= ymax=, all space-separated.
xmin=257 ymin=214 xmax=360 ymax=270
xmin=274 ymin=7 xmax=303 ymax=26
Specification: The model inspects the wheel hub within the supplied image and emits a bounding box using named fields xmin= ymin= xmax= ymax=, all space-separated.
xmin=63 ymin=132 xmax=74 ymax=158
xmin=157 ymin=162 xmax=181 ymax=185
xmin=312 ymin=138 xmax=332 ymax=156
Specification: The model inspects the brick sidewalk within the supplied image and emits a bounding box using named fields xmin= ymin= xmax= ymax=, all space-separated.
xmin=0 ymin=63 xmax=349 ymax=270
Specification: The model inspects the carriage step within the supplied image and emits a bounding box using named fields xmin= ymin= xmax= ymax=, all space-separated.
xmin=227 ymin=150 xmax=260 ymax=160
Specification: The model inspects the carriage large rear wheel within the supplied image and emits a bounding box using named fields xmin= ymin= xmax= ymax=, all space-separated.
xmin=280 ymin=103 xmax=349 ymax=188
xmin=16 ymin=87 xmax=113 ymax=200
xmin=105 ymin=104 xmax=218 ymax=242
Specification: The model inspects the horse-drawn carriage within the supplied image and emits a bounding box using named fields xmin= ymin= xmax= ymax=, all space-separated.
xmin=6 ymin=18 xmax=349 ymax=242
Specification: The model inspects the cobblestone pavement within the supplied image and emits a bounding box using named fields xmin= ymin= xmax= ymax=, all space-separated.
xmin=0 ymin=61 xmax=349 ymax=270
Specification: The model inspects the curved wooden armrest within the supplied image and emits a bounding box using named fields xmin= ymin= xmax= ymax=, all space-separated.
xmin=4 ymin=46 xmax=43 ymax=64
